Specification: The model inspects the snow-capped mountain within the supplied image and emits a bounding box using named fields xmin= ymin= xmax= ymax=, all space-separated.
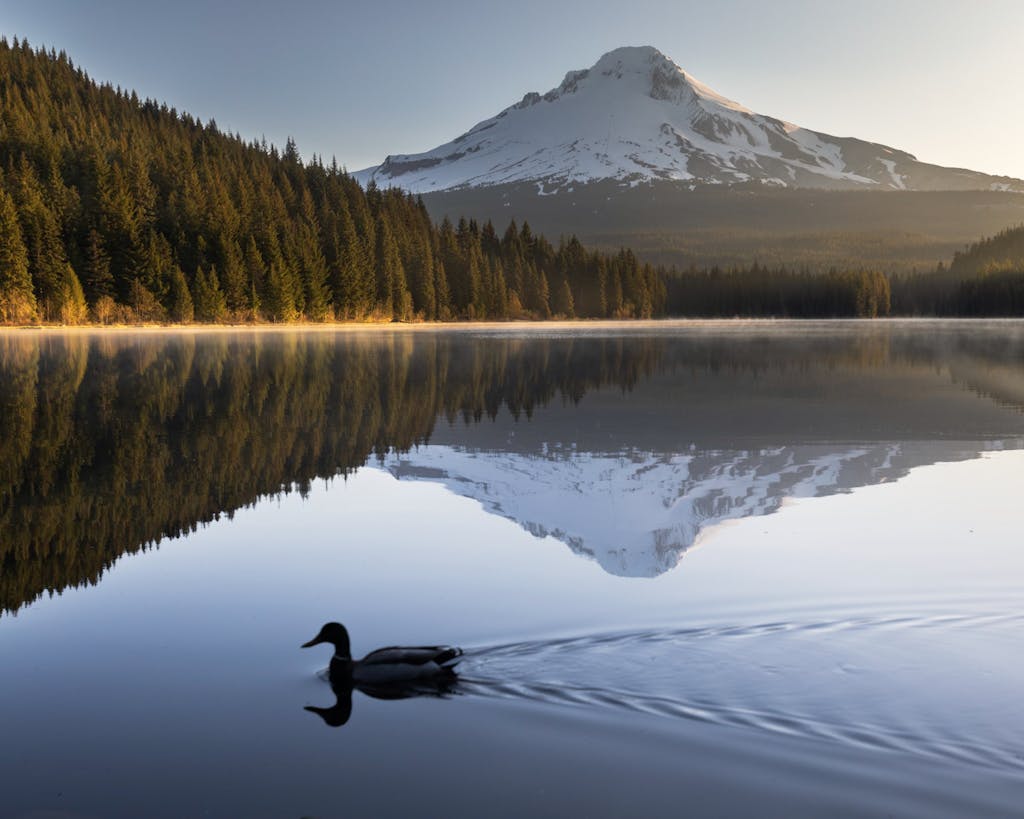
xmin=355 ymin=46 xmax=1024 ymax=194
xmin=382 ymin=440 xmax=1005 ymax=578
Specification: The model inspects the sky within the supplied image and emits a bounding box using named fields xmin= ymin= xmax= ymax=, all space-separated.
xmin=3 ymin=0 xmax=1023 ymax=178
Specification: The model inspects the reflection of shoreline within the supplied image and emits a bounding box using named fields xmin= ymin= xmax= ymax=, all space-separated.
xmin=3 ymin=324 xmax=1024 ymax=611
xmin=386 ymin=439 xmax=1022 ymax=578
xmin=5 ymin=317 xmax=1024 ymax=336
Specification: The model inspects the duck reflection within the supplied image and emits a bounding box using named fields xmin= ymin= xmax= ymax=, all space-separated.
xmin=305 ymin=676 xmax=461 ymax=727
xmin=302 ymin=622 xmax=463 ymax=727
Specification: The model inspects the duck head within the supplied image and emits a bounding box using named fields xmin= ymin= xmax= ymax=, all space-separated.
xmin=301 ymin=622 xmax=351 ymax=658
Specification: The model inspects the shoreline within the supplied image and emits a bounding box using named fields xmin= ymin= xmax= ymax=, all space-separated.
xmin=2 ymin=316 xmax=1024 ymax=335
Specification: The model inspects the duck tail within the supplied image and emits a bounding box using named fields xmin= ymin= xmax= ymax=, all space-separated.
xmin=436 ymin=646 xmax=464 ymax=668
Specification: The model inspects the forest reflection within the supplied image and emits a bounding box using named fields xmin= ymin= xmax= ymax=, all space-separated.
xmin=2 ymin=324 xmax=1024 ymax=612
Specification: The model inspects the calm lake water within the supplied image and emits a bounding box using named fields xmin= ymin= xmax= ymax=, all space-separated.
xmin=1 ymin=321 xmax=1023 ymax=818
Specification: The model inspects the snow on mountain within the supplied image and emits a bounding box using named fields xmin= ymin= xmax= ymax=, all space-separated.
xmin=381 ymin=441 xmax=996 ymax=578
xmin=354 ymin=46 xmax=1024 ymax=194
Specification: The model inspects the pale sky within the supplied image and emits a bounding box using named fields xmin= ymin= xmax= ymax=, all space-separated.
xmin=4 ymin=0 xmax=1023 ymax=179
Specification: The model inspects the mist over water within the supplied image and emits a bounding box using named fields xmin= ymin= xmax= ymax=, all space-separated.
xmin=2 ymin=321 xmax=1023 ymax=817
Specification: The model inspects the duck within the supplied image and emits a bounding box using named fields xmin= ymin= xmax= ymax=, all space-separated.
xmin=301 ymin=622 xmax=463 ymax=684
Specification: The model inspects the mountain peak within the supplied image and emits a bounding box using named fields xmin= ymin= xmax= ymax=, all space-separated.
xmin=514 ymin=45 xmax=746 ymax=115
xmin=592 ymin=44 xmax=669 ymax=72
xmin=354 ymin=47 xmax=1024 ymax=194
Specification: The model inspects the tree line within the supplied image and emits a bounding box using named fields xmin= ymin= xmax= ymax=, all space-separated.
xmin=889 ymin=226 xmax=1024 ymax=316
xmin=0 ymin=37 xmax=666 ymax=325
xmin=665 ymin=264 xmax=891 ymax=318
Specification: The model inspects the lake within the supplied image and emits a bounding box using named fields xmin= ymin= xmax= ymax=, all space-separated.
xmin=1 ymin=321 xmax=1023 ymax=818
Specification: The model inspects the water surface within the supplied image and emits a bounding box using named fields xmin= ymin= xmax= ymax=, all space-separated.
xmin=1 ymin=322 xmax=1023 ymax=817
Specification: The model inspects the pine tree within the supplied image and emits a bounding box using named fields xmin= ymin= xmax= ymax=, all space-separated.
xmin=524 ymin=261 xmax=550 ymax=317
xmin=264 ymin=260 xmax=298 ymax=322
xmin=242 ymin=236 xmax=265 ymax=320
xmin=328 ymin=202 xmax=360 ymax=317
xmin=167 ymin=266 xmax=194 ymax=323
xmin=536 ymin=268 xmax=551 ymax=318
xmin=297 ymin=189 xmax=331 ymax=321
xmin=486 ymin=256 xmax=508 ymax=318
xmin=407 ymin=233 xmax=437 ymax=319
xmin=81 ymin=229 xmax=115 ymax=304
xmin=465 ymin=244 xmax=484 ymax=319
xmin=433 ymin=259 xmax=451 ymax=321
xmin=596 ymin=257 xmax=609 ymax=317
xmin=192 ymin=265 xmax=228 ymax=322
xmin=98 ymin=163 xmax=144 ymax=292
xmin=217 ymin=236 xmax=247 ymax=314
xmin=552 ymin=275 xmax=575 ymax=318
xmin=0 ymin=186 xmax=38 ymax=323
xmin=374 ymin=214 xmax=404 ymax=318
xmin=127 ymin=278 xmax=164 ymax=322
xmin=56 ymin=264 xmax=88 ymax=324
xmin=12 ymin=157 xmax=68 ymax=320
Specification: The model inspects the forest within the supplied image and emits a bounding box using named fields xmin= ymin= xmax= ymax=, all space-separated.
xmin=1 ymin=37 xmax=1022 ymax=323
xmin=889 ymin=226 xmax=1024 ymax=316
xmin=665 ymin=265 xmax=891 ymax=318
xmin=0 ymin=37 xmax=665 ymax=325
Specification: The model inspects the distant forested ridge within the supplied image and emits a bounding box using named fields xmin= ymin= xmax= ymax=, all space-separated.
xmin=889 ymin=226 xmax=1024 ymax=316
xmin=420 ymin=182 xmax=1024 ymax=275
xmin=0 ymin=37 xmax=665 ymax=324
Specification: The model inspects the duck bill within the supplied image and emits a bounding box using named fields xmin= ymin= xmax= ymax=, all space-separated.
xmin=301 ymin=636 xmax=324 ymax=648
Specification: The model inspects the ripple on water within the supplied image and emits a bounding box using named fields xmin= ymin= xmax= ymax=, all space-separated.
xmin=456 ymin=606 xmax=1024 ymax=774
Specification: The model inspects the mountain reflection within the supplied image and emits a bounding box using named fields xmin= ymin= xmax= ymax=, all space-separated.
xmin=2 ymin=324 xmax=1024 ymax=609
xmin=387 ymin=441 xmax=1006 ymax=577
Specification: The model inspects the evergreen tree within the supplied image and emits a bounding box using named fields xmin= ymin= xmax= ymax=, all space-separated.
xmin=407 ymin=233 xmax=437 ymax=319
xmin=552 ymin=275 xmax=575 ymax=318
xmin=328 ymin=202 xmax=361 ymax=317
xmin=524 ymin=261 xmax=551 ymax=317
xmin=298 ymin=189 xmax=331 ymax=321
xmin=0 ymin=186 xmax=37 ymax=323
xmin=56 ymin=264 xmax=88 ymax=324
xmin=127 ymin=278 xmax=164 ymax=322
xmin=12 ymin=157 xmax=67 ymax=320
xmin=596 ymin=257 xmax=609 ymax=317
xmin=433 ymin=258 xmax=451 ymax=321
xmin=374 ymin=214 xmax=404 ymax=317
xmin=264 ymin=260 xmax=297 ymax=322
xmin=81 ymin=229 xmax=115 ymax=304
xmin=167 ymin=266 xmax=194 ymax=323
xmin=192 ymin=265 xmax=228 ymax=322
xmin=217 ymin=236 xmax=247 ymax=314
xmin=242 ymin=236 xmax=264 ymax=320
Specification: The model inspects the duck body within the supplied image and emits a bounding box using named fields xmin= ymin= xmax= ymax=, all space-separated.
xmin=303 ymin=622 xmax=463 ymax=685
xmin=339 ymin=645 xmax=463 ymax=684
